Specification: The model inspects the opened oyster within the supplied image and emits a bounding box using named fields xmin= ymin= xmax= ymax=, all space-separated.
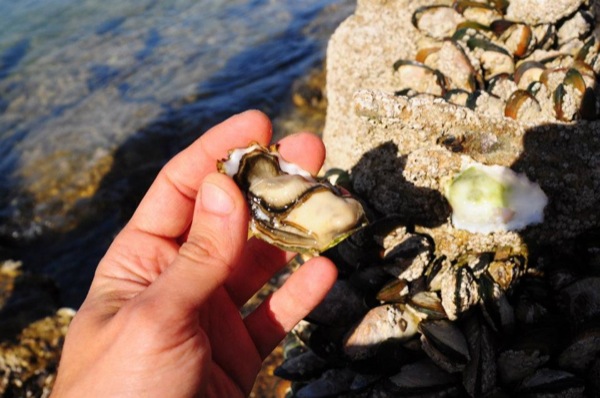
xmin=217 ymin=143 xmax=367 ymax=254
xmin=445 ymin=162 xmax=548 ymax=233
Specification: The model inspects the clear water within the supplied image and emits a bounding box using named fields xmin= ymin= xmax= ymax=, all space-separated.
xmin=0 ymin=0 xmax=352 ymax=306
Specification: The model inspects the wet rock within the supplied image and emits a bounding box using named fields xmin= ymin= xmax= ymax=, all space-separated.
xmin=558 ymin=277 xmax=600 ymax=325
xmin=515 ymin=368 xmax=585 ymax=397
xmin=0 ymin=260 xmax=74 ymax=397
xmin=272 ymin=65 xmax=329 ymax=142
xmin=294 ymin=368 xmax=356 ymax=398
xmin=0 ymin=260 xmax=61 ymax=339
xmin=0 ymin=308 xmax=74 ymax=397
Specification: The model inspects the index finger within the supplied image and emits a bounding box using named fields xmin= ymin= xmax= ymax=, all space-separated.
xmin=127 ymin=110 xmax=272 ymax=238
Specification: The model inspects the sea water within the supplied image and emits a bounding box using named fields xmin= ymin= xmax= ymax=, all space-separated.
xmin=0 ymin=0 xmax=352 ymax=306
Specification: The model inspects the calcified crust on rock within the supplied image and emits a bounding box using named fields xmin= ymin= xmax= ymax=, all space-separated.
xmin=404 ymin=0 xmax=599 ymax=123
xmin=217 ymin=143 xmax=368 ymax=255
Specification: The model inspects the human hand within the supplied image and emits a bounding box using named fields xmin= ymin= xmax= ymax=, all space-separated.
xmin=51 ymin=110 xmax=338 ymax=397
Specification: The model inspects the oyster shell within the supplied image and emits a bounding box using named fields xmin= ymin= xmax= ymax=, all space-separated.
xmin=445 ymin=161 xmax=548 ymax=233
xmin=217 ymin=143 xmax=367 ymax=254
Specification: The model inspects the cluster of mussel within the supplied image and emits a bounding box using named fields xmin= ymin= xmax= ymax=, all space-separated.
xmin=394 ymin=0 xmax=600 ymax=122
xmin=218 ymin=143 xmax=599 ymax=396
xmin=274 ymin=215 xmax=600 ymax=397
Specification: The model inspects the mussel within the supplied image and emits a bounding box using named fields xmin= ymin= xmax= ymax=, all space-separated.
xmin=404 ymin=0 xmax=600 ymax=123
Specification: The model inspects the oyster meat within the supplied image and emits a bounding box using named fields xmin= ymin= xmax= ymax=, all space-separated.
xmin=217 ymin=143 xmax=367 ymax=254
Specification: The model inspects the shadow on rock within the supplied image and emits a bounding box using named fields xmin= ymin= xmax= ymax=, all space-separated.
xmin=350 ymin=141 xmax=451 ymax=228
xmin=511 ymin=122 xmax=600 ymax=249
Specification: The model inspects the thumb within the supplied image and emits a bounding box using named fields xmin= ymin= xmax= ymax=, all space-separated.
xmin=146 ymin=172 xmax=249 ymax=312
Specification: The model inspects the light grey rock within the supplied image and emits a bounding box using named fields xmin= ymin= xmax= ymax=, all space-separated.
xmin=322 ymin=0 xmax=600 ymax=253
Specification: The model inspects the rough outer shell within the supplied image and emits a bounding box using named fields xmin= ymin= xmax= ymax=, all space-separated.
xmin=343 ymin=304 xmax=421 ymax=360
xmin=506 ymin=0 xmax=586 ymax=25
xmin=393 ymin=60 xmax=447 ymax=96
xmin=413 ymin=5 xmax=465 ymax=39
xmin=440 ymin=265 xmax=480 ymax=320
xmin=429 ymin=40 xmax=481 ymax=92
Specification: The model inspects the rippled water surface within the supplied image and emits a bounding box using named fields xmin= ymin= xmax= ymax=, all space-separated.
xmin=0 ymin=0 xmax=352 ymax=306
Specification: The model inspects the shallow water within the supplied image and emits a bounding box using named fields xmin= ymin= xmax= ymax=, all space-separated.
xmin=0 ymin=0 xmax=353 ymax=306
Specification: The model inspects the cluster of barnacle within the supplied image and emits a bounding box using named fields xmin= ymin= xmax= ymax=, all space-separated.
xmin=394 ymin=0 xmax=599 ymax=122
xmin=274 ymin=216 xmax=600 ymax=397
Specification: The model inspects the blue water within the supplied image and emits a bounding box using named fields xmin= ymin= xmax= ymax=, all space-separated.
xmin=0 ymin=0 xmax=353 ymax=306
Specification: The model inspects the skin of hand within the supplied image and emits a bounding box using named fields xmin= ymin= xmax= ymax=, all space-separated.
xmin=50 ymin=110 xmax=338 ymax=397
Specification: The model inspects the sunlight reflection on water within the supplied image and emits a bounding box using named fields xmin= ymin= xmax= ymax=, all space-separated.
xmin=0 ymin=0 xmax=353 ymax=305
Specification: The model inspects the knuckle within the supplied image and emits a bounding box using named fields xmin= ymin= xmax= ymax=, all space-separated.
xmin=179 ymin=234 xmax=232 ymax=271
xmin=179 ymin=237 xmax=212 ymax=263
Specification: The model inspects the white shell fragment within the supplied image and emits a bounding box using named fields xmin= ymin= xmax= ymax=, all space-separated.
xmin=445 ymin=162 xmax=548 ymax=233
xmin=218 ymin=143 xmax=367 ymax=254
xmin=343 ymin=304 xmax=420 ymax=360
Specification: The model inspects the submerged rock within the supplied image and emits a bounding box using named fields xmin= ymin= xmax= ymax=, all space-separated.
xmin=0 ymin=260 xmax=74 ymax=397
xmin=0 ymin=307 xmax=74 ymax=397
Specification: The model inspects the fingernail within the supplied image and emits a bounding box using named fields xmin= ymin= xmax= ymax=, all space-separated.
xmin=201 ymin=179 xmax=235 ymax=215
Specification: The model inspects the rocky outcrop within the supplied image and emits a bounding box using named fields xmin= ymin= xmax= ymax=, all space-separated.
xmin=323 ymin=0 xmax=600 ymax=255
xmin=275 ymin=3 xmax=600 ymax=395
